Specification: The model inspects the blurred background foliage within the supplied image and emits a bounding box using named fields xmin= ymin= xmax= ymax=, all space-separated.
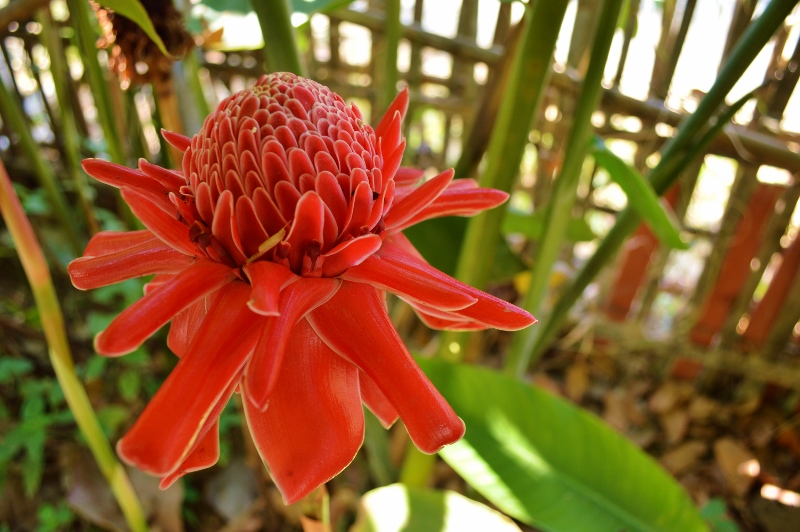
xmin=1 ymin=0 xmax=800 ymax=530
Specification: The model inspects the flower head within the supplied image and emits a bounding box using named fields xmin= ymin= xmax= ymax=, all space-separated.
xmin=70 ymin=73 xmax=535 ymax=503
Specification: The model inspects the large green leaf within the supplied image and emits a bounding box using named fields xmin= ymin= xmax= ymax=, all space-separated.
xmin=353 ymin=484 xmax=521 ymax=532
xmin=590 ymin=137 xmax=687 ymax=249
xmin=403 ymin=216 xmax=525 ymax=283
xmin=94 ymin=0 xmax=171 ymax=58
xmin=502 ymin=210 xmax=597 ymax=242
xmin=417 ymin=358 xmax=706 ymax=532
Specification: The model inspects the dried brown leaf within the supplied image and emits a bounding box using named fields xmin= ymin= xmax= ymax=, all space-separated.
xmin=660 ymin=440 xmax=708 ymax=475
xmin=565 ymin=359 xmax=589 ymax=402
xmin=602 ymin=389 xmax=629 ymax=432
xmin=713 ymin=437 xmax=757 ymax=497
xmin=660 ymin=409 xmax=690 ymax=445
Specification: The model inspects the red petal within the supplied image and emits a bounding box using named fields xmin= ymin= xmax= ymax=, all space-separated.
xmin=359 ymin=370 xmax=398 ymax=428
xmin=235 ymin=195 xmax=270 ymax=257
xmin=212 ymin=190 xmax=248 ymax=265
xmin=394 ymin=167 xmax=424 ymax=187
xmin=95 ymin=261 xmax=236 ymax=356
xmin=340 ymin=253 xmax=476 ymax=312
xmin=308 ymin=282 xmax=464 ymax=454
xmin=243 ymin=261 xmax=299 ymax=316
xmin=407 ymin=301 xmax=488 ymax=331
xmin=396 ymin=187 xmax=509 ymax=230
xmin=316 ymin=170 xmax=348 ymax=231
xmin=321 ymin=234 xmax=382 ymax=277
xmin=284 ymin=191 xmax=325 ymax=271
xmin=340 ymin=181 xmax=372 ymax=238
xmin=159 ymin=421 xmax=220 ymax=489
xmin=117 ymin=282 xmax=264 ymax=475
xmin=384 ymin=168 xmax=454 ymax=230
xmin=167 ymin=297 xmax=208 ymax=357
xmin=138 ymin=159 xmax=185 ymax=190
xmin=381 ymin=140 xmax=405 ymax=182
xmin=253 ymin=187 xmax=288 ymax=236
xmin=275 ymin=181 xmax=301 ymax=221
xmin=244 ymin=278 xmax=340 ymax=410
xmin=70 ymin=239 xmax=193 ymax=290
xmin=375 ymin=88 xmax=409 ymax=141
xmin=161 ymin=129 xmax=191 ymax=153
xmin=84 ymin=230 xmax=155 ymax=256
xmin=121 ymin=188 xmax=198 ymax=256
xmin=243 ymin=318 xmax=363 ymax=504
xmin=379 ymin=241 xmax=536 ymax=331
xmin=83 ymin=159 xmax=172 ymax=209
xmin=143 ymin=274 xmax=174 ymax=295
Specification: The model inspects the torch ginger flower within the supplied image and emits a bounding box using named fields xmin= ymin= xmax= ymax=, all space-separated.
xmin=69 ymin=73 xmax=535 ymax=503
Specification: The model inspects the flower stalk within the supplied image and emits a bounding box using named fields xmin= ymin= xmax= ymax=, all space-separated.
xmin=251 ymin=0 xmax=307 ymax=76
xmin=0 ymin=161 xmax=147 ymax=532
xmin=504 ymin=0 xmax=626 ymax=378
xmin=438 ymin=0 xmax=568 ymax=360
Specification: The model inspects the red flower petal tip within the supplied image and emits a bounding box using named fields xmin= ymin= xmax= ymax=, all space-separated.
xmin=69 ymin=72 xmax=535 ymax=502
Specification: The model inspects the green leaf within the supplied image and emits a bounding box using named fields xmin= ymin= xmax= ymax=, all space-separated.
xmin=417 ymin=358 xmax=706 ymax=532
xmin=0 ymin=357 xmax=33 ymax=384
xmin=22 ymin=429 xmax=45 ymax=497
xmin=94 ymin=0 xmax=172 ymax=58
xmin=353 ymin=484 xmax=522 ymax=532
xmin=118 ymin=370 xmax=141 ymax=402
xmin=589 ymin=138 xmax=687 ymax=249
xmin=290 ymin=0 xmax=354 ymax=15
xmin=404 ymin=216 xmax=526 ymax=282
xmin=97 ymin=405 xmax=130 ymax=438
xmin=502 ymin=210 xmax=597 ymax=242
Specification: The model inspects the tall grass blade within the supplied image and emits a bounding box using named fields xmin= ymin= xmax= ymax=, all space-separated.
xmin=0 ymin=161 xmax=147 ymax=532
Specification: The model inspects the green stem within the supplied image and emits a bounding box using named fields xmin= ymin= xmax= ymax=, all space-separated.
xmin=437 ymin=0 xmax=570 ymax=359
xmin=504 ymin=0 xmax=626 ymax=377
xmin=37 ymin=8 xmax=99 ymax=236
xmin=0 ymin=161 xmax=147 ymax=532
xmin=251 ymin=0 xmax=306 ymax=76
xmin=379 ymin=0 xmax=402 ymax=116
xmin=0 ymin=69 xmax=82 ymax=255
xmin=399 ymin=445 xmax=435 ymax=488
xmin=406 ymin=0 xmax=569 ymax=488
xmin=68 ymin=0 xmax=126 ymax=164
xmin=182 ymin=50 xmax=212 ymax=119
xmin=525 ymin=0 xmax=795 ymax=367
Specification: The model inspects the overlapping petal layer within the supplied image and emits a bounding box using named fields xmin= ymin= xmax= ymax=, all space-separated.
xmin=70 ymin=72 xmax=535 ymax=503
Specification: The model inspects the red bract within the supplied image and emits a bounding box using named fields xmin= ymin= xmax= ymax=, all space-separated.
xmin=69 ymin=73 xmax=535 ymax=503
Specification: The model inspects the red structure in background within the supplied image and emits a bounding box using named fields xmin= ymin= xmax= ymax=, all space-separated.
xmin=604 ymin=180 xmax=788 ymax=381
xmin=743 ymin=232 xmax=800 ymax=348
xmin=688 ymin=183 xmax=784 ymax=346
xmin=605 ymin=186 xmax=681 ymax=321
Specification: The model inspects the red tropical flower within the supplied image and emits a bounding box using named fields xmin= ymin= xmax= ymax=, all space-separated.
xmin=69 ymin=72 xmax=535 ymax=503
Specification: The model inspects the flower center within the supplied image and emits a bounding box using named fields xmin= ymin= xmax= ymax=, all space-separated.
xmin=179 ymin=73 xmax=397 ymax=275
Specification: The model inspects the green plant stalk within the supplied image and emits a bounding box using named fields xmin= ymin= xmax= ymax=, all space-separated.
xmin=37 ymin=10 xmax=99 ymax=236
xmin=251 ymin=0 xmax=307 ymax=76
xmin=0 ymin=76 xmax=82 ymax=254
xmin=182 ymin=50 xmax=212 ymax=119
xmin=399 ymin=444 xmax=435 ymax=488
xmin=504 ymin=0 xmax=626 ymax=377
xmin=363 ymin=410 xmax=395 ymax=486
xmin=405 ymin=1 xmax=569 ymax=486
xmin=68 ymin=0 xmax=125 ymax=164
xmin=437 ymin=1 xmax=570 ymax=361
xmin=526 ymin=75 xmax=768 ymax=366
xmin=0 ymin=161 xmax=147 ymax=532
xmin=379 ymin=0 xmax=402 ymax=116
